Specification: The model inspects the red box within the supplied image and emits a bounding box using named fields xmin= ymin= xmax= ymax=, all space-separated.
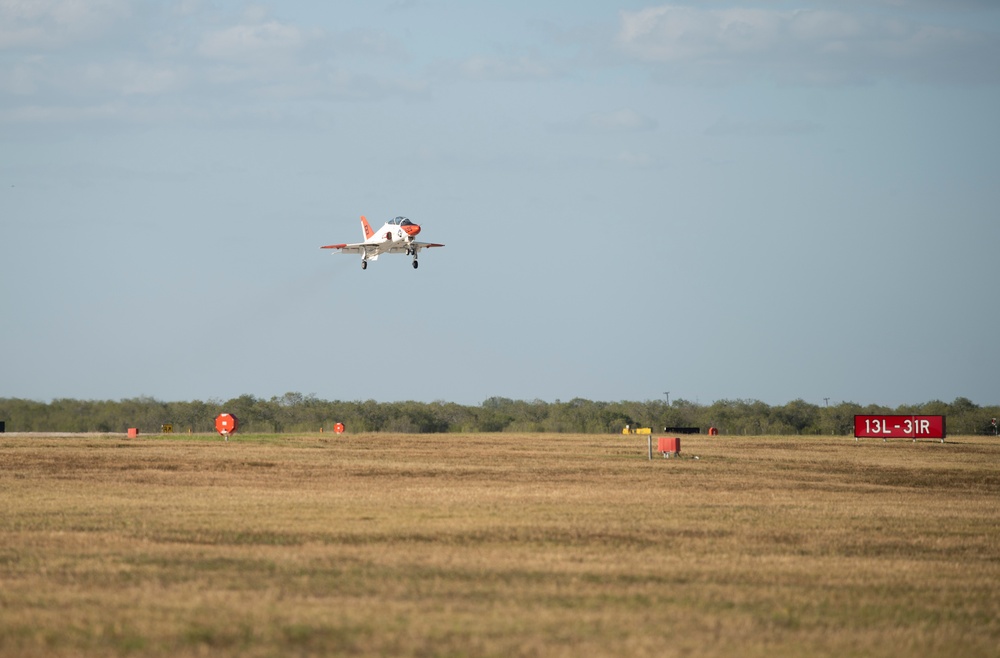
xmin=127 ymin=428 xmax=139 ymax=438
xmin=657 ymin=437 xmax=680 ymax=453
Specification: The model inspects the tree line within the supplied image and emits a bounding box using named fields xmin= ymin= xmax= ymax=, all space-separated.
xmin=1 ymin=394 xmax=997 ymax=436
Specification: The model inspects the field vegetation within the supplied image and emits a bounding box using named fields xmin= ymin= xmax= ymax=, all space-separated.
xmin=2 ymin=394 xmax=997 ymax=435
xmin=1 ymin=432 xmax=998 ymax=657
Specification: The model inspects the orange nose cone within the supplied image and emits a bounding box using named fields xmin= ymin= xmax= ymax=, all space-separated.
xmin=404 ymin=224 xmax=421 ymax=237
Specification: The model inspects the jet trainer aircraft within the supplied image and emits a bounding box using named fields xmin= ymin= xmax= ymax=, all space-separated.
xmin=321 ymin=215 xmax=444 ymax=269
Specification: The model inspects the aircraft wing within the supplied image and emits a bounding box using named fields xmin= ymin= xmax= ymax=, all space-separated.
xmin=322 ymin=243 xmax=358 ymax=253
xmin=321 ymin=243 xmax=381 ymax=256
xmin=385 ymin=242 xmax=445 ymax=254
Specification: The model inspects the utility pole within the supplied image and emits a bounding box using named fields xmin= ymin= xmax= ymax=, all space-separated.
xmin=663 ymin=391 xmax=670 ymax=406
xmin=824 ymin=398 xmax=830 ymax=407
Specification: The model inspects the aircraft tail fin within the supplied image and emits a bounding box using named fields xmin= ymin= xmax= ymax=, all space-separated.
xmin=361 ymin=215 xmax=374 ymax=240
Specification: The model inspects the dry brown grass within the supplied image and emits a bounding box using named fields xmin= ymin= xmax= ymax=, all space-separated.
xmin=1 ymin=432 xmax=998 ymax=657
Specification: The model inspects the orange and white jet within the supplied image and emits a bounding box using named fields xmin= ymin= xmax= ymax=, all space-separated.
xmin=321 ymin=215 xmax=444 ymax=270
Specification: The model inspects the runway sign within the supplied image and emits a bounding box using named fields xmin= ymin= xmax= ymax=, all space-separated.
xmin=854 ymin=415 xmax=945 ymax=440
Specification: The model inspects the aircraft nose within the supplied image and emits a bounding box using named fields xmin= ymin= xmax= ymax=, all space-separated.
xmin=403 ymin=223 xmax=421 ymax=237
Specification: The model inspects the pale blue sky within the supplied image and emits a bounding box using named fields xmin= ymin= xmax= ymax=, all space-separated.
xmin=2 ymin=0 xmax=998 ymax=407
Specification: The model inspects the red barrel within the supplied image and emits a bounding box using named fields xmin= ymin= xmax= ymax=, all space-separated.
xmin=334 ymin=422 xmax=345 ymax=434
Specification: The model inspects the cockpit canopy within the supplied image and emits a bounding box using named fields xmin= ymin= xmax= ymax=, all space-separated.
xmin=388 ymin=216 xmax=414 ymax=226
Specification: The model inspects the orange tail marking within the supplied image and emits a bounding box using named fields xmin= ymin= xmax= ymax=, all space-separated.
xmin=361 ymin=215 xmax=374 ymax=240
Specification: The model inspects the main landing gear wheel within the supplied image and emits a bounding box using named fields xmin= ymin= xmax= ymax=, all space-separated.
xmin=361 ymin=260 xmax=367 ymax=270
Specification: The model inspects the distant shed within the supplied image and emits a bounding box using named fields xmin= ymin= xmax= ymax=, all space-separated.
xmin=664 ymin=426 xmax=700 ymax=434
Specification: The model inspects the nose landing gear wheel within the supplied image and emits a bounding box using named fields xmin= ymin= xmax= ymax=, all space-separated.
xmin=412 ymin=260 xmax=419 ymax=269
xmin=361 ymin=260 xmax=367 ymax=270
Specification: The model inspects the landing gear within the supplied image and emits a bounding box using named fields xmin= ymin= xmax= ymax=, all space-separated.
xmin=361 ymin=260 xmax=367 ymax=270
xmin=412 ymin=260 xmax=419 ymax=269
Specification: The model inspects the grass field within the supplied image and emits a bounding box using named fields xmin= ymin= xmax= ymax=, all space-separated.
xmin=1 ymin=432 xmax=998 ymax=657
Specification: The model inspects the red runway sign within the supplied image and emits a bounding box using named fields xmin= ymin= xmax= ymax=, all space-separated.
xmin=854 ymin=415 xmax=945 ymax=440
